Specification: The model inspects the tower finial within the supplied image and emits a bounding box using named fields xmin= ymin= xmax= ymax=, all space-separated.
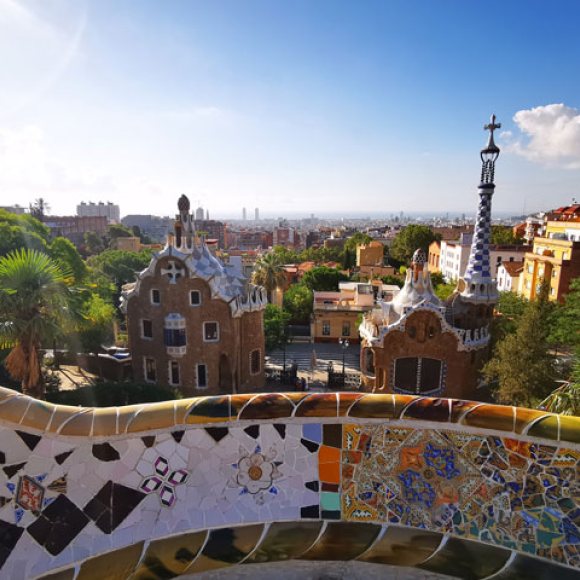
xmin=480 ymin=114 xmax=501 ymax=185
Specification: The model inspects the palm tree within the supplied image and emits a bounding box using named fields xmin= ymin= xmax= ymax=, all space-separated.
xmin=0 ymin=249 xmax=71 ymax=399
xmin=252 ymin=252 xmax=286 ymax=304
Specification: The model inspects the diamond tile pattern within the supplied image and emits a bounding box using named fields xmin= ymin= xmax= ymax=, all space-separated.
xmin=27 ymin=495 xmax=89 ymax=555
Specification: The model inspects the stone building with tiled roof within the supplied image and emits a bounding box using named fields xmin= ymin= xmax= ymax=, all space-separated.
xmin=122 ymin=195 xmax=267 ymax=395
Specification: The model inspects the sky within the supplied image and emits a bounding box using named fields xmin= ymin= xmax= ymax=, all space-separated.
xmin=0 ymin=0 xmax=579 ymax=219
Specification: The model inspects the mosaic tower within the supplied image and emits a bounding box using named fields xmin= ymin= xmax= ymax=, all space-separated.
xmin=458 ymin=114 xmax=501 ymax=303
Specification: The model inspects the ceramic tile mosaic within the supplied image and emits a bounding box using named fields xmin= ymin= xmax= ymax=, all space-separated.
xmin=0 ymin=385 xmax=577 ymax=579
xmin=341 ymin=424 xmax=580 ymax=568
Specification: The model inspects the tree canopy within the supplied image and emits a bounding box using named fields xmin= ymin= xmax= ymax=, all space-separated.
xmin=0 ymin=210 xmax=50 ymax=256
xmin=283 ymin=284 xmax=313 ymax=324
xmin=301 ymin=266 xmax=349 ymax=292
xmin=0 ymin=249 xmax=72 ymax=399
xmin=390 ymin=225 xmax=440 ymax=265
xmin=491 ymin=225 xmax=524 ymax=246
xmin=264 ymin=304 xmax=291 ymax=351
xmin=483 ymin=285 xmax=556 ymax=408
xmin=252 ymin=252 xmax=287 ymax=302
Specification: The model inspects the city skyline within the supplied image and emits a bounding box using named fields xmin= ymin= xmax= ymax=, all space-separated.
xmin=1 ymin=0 xmax=580 ymax=217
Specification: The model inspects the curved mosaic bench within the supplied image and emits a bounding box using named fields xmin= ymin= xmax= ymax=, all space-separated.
xmin=0 ymin=386 xmax=578 ymax=579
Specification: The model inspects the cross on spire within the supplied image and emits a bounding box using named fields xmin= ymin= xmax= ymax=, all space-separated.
xmin=484 ymin=114 xmax=501 ymax=137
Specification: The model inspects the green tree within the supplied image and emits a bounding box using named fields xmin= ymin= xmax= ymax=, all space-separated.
xmin=493 ymin=291 xmax=529 ymax=339
xmin=483 ymin=285 xmax=556 ymax=408
xmin=491 ymin=225 xmax=524 ymax=246
xmin=434 ymin=283 xmax=455 ymax=301
xmin=390 ymin=225 xmax=440 ymax=265
xmin=344 ymin=232 xmax=374 ymax=253
xmin=301 ymin=266 xmax=348 ymax=291
xmin=0 ymin=210 xmax=50 ymax=256
xmin=83 ymin=231 xmax=106 ymax=256
xmin=283 ymin=284 xmax=313 ymax=324
xmin=29 ymin=198 xmax=50 ymax=219
xmin=87 ymin=249 xmax=153 ymax=309
xmin=549 ymin=278 xmax=580 ymax=350
xmin=264 ymin=304 xmax=291 ymax=351
xmin=0 ymin=249 xmax=71 ymax=399
xmin=49 ymin=237 xmax=87 ymax=282
xmin=252 ymin=252 xmax=287 ymax=302
xmin=381 ymin=275 xmax=404 ymax=288
xmin=75 ymin=293 xmax=116 ymax=353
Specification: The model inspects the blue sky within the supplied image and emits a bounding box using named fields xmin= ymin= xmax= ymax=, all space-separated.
xmin=1 ymin=0 xmax=579 ymax=218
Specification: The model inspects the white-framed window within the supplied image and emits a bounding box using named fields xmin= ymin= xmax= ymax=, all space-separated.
xmin=250 ymin=349 xmax=261 ymax=375
xmin=151 ymin=289 xmax=160 ymax=305
xmin=168 ymin=360 xmax=180 ymax=385
xmin=203 ymin=321 xmax=219 ymax=342
xmin=550 ymin=287 xmax=556 ymax=296
xmin=190 ymin=290 xmax=201 ymax=306
xmin=141 ymin=319 xmax=153 ymax=339
xmin=196 ymin=364 xmax=208 ymax=389
xmin=144 ymin=357 xmax=157 ymax=383
xmin=322 ymin=320 xmax=330 ymax=336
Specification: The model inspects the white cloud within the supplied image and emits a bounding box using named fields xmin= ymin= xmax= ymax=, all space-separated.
xmin=502 ymin=104 xmax=580 ymax=168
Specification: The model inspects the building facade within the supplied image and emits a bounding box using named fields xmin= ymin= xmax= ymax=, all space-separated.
xmin=438 ymin=233 xmax=529 ymax=282
xmin=497 ymin=260 xmax=524 ymax=293
xmin=311 ymin=283 xmax=376 ymax=344
xmin=77 ymin=201 xmax=120 ymax=223
xmin=42 ymin=215 xmax=108 ymax=246
xmin=519 ymin=223 xmax=580 ymax=302
xmin=359 ymin=116 xmax=504 ymax=402
xmin=122 ymin=195 xmax=267 ymax=396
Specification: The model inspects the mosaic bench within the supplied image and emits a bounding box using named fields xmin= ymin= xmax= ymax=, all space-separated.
xmin=0 ymin=386 xmax=578 ymax=579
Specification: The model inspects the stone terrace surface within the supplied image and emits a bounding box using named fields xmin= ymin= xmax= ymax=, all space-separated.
xmin=0 ymin=386 xmax=577 ymax=579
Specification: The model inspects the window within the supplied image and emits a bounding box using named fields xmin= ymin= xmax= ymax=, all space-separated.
xmin=169 ymin=361 xmax=180 ymax=385
xmin=552 ymin=269 xmax=558 ymax=278
xmin=393 ymin=357 xmax=443 ymax=394
xmin=342 ymin=322 xmax=350 ymax=337
xmin=141 ymin=319 xmax=153 ymax=339
xmin=190 ymin=290 xmax=201 ymax=306
xmin=197 ymin=364 xmax=208 ymax=388
xmin=144 ymin=357 xmax=156 ymax=382
xmin=250 ymin=349 xmax=261 ymax=374
xmin=550 ymin=287 xmax=556 ymax=296
xmin=203 ymin=322 xmax=219 ymax=342
xmin=151 ymin=289 xmax=160 ymax=305
xmin=322 ymin=320 xmax=331 ymax=336
xmin=164 ymin=327 xmax=186 ymax=347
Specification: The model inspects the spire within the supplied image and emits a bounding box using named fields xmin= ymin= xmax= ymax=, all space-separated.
xmin=458 ymin=115 xmax=501 ymax=303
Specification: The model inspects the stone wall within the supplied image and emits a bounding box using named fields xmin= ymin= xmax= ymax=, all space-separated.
xmin=0 ymin=386 xmax=577 ymax=579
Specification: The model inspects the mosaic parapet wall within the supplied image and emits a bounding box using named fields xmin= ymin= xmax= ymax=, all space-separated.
xmin=0 ymin=387 xmax=578 ymax=579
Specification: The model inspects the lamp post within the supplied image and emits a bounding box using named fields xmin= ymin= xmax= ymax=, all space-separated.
xmin=339 ymin=337 xmax=350 ymax=388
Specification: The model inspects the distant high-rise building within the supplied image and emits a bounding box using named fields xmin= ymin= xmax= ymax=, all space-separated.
xmin=242 ymin=207 xmax=247 ymax=220
xmin=255 ymin=207 xmax=259 ymax=221
xmin=206 ymin=209 xmax=209 ymax=220
xmin=77 ymin=201 xmax=120 ymax=224
xmin=195 ymin=205 xmax=204 ymax=221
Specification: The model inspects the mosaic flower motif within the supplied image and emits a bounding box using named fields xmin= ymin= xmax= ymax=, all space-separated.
xmin=232 ymin=446 xmax=281 ymax=500
xmin=140 ymin=456 xmax=189 ymax=508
